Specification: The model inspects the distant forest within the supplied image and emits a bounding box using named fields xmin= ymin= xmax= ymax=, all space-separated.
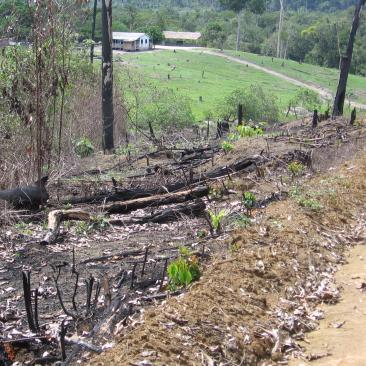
xmin=114 ymin=0 xmax=357 ymax=12
xmin=1 ymin=0 xmax=365 ymax=75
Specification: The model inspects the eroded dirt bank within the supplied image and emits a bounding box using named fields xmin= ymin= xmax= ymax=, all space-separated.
xmin=89 ymin=154 xmax=366 ymax=365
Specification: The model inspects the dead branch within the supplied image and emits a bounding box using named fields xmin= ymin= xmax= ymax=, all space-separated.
xmin=80 ymin=249 xmax=144 ymax=265
xmin=103 ymin=186 xmax=208 ymax=214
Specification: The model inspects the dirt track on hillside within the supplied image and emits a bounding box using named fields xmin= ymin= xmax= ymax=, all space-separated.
xmin=289 ymin=244 xmax=366 ymax=366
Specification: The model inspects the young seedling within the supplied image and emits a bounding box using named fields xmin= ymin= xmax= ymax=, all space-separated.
xmin=288 ymin=161 xmax=304 ymax=181
xmin=221 ymin=140 xmax=234 ymax=154
xmin=242 ymin=191 xmax=256 ymax=216
xmin=167 ymin=253 xmax=200 ymax=291
xmin=208 ymin=209 xmax=227 ymax=234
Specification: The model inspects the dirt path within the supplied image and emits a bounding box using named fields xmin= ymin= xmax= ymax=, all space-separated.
xmin=290 ymin=244 xmax=366 ymax=366
xmin=156 ymin=46 xmax=366 ymax=110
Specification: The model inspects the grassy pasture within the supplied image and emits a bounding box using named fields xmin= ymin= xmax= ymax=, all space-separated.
xmin=118 ymin=49 xmax=366 ymax=122
xmin=119 ymin=50 xmax=299 ymax=121
xmin=224 ymin=50 xmax=366 ymax=105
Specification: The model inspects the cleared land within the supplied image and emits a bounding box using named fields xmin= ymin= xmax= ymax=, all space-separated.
xmin=119 ymin=50 xmax=300 ymax=121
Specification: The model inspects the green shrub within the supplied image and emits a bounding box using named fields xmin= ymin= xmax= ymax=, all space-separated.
xmin=218 ymin=85 xmax=280 ymax=123
xmin=288 ymin=88 xmax=322 ymax=114
xmin=167 ymin=256 xmax=200 ymax=290
xmin=196 ymin=229 xmax=207 ymax=238
xmin=242 ymin=191 xmax=256 ymax=215
xmin=233 ymin=214 xmax=252 ymax=229
xmin=74 ymin=137 xmax=94 ymax=158
xmin=237 ymin=125 xmax=264 ymax=138
xmin=90 ymin=215 xmax=110 ymax=231
xmin=221 ymin=140 xmax=234 ymax=153
xmin=288 ymin=161 xmax=305 ymax=178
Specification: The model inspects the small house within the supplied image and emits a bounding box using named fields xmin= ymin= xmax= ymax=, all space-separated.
xmin=162 ymin=31 xmax=201 ymax=46
xmin=112 ymin=32 xmax=152 ymax=51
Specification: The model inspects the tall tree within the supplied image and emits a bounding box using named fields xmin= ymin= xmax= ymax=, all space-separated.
xmin=333 ymin=0 xmax=365 ymax=116
xmin=101 ymin=0 xmax=114 ymax=152
xmin=219 ymin=0 xmax=266 ymax=51
xmin=90 ymin=0 xmax=98 ymax=63
xmin=276 ymin=0 xmax=285 ymax=58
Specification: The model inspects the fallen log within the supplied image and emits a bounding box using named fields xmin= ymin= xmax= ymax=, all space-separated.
xmin=205 ymin=156 xmax=260 ymax=179
xmin=41 ymin=209 xmax=91 ymax=245
xmin=41 ymin=196 xmax=206 ymax=245
xmin=80 ymin=249 xmax=144 ymax=265
xmin=103 ymin=186 xmax=208 ymax=214
xmin=61 ymin=187 xmax=155 ymax=205
xmin=110 ymin=199 xmax=206 ymax=225
xmin=61 ymin=156 xmax=261 ymax=205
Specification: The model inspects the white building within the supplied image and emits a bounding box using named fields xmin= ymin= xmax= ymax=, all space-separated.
xmin=112 ymin=32 xmax=152 ymax=51
xmin=162 ymin=31 xmax=201 ymax=46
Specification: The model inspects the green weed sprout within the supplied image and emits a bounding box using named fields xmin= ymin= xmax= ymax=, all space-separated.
xmin=167 ymin=254 xmax=200 ymax=290
xmin=288 ymin=161 xmax=305 ymax=178
xmin=208 ymin=209 xmax=227 ymax=233
xmin=242 ymin=191 xmax=256 ymax=216
xmin=221 ymin=140 xmax=234 ymax=153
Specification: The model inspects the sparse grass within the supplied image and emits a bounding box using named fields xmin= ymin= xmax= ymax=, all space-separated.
xmin=232 ymin=214 xmax=252 ymax=229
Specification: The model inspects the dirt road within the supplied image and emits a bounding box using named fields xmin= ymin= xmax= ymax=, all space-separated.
xmin=289 ymin=243 xmax=366 ymax=366
xmin=156 ymin=46 xmax=366 ymax=110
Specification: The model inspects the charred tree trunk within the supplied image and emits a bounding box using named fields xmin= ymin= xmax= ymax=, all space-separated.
xmin=350 ymin=107 xmax=357 ymax=125
xmin=238 ymin=104 xmax=243 ymax=126
xmin=333 ymin=0 xmax=365 ymax=117
xmin=90 ymin=0 xmax=98 ymax=63
xmin=101 ymin=0 xmax=114 ymax=152
xmin=312 ymin=109 xmax=319 ymax=128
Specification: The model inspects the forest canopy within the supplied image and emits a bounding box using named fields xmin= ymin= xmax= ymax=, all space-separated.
xmin=1 ymin=0 xmax=366 ymax=75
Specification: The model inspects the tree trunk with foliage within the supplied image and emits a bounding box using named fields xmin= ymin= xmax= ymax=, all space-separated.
xmin=90 ymin=0 xmax=98 ymax=63
xmin=333 ymin=0 xmax=365 ymax=117
xmin=101 ymin=0 xmax=114 ymax=152
xmin=236 ymin=12 xmax=241 ymax=51
xmin=276 ymin=0 xmax=284 ymax=58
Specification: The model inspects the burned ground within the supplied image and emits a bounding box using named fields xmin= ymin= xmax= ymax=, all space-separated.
xmin=1 ymin=117 xmax=366 ymax=365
